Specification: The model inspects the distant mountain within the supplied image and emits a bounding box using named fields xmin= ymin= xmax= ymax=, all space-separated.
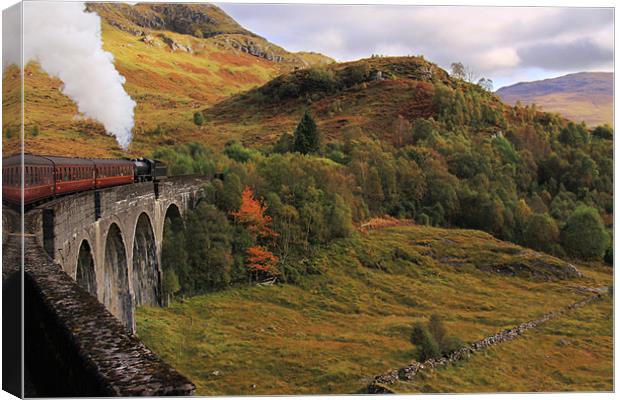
xmin=496 ymin=72 xmax=613 ymax=127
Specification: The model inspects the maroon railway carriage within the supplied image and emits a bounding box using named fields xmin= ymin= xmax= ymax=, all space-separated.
xmin=2 ymin=154 xmax=135 ymax=206
xmin=49 ymin=156 xmax=96 ymax=196
xmin=93 ymin=158 xmax=134 ymax=189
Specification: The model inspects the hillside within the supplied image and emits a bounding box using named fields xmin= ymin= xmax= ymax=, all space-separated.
xmin=200 ymin=56 xmax=507 ymax=148
xmin=496 ymin=72 xmax=613 ymax=127
xmin=3 ymin=3 xmax=333 ymax=157
xmin=136 ymin=225 xmax=612 ymax=395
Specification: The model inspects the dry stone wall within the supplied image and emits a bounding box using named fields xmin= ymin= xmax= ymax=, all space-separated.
xmin=367 ymin=291 xmax=606 ymax=394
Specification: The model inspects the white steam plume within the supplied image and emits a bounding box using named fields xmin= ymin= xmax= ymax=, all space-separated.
xmin=23 ymin=2 xmax=136 ymax=149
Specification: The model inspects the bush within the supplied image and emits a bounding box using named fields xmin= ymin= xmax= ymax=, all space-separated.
xmin=223 ymin=141 xmax=259 ymax=163
xmin=524 ymin=213 xmax=559 ymax=254
xmin=592 ymin=124 xmax=613 ymax=140
xmin=410 ymin=314 xmax=463 ymax=361
xmin=604 ymin=246 xmax=613 ymax=266
xmin=561 ymin=206 xmax=609 ymax=260
xmin=193 ymin=111 xmax=204 ymax=126
xmin=410 ymin=323 xmax=440 ymax=362
xmin=441 ymin=336 xmax=465 ymax=354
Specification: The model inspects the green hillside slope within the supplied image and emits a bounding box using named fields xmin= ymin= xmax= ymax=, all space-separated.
xmin=136 ymin=225 xmax=612 ymax=395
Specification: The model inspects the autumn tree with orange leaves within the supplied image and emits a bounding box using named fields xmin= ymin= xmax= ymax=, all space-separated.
xmin=232 ymin=187 xmax=279 ymax=281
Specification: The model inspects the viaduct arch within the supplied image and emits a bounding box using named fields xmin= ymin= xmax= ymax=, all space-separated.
xmin=31 ymin=176 xmax=208 ymax=332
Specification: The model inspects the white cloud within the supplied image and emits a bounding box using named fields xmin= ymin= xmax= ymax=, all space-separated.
xmin=218 ymin=4 xmax=613 ymax=85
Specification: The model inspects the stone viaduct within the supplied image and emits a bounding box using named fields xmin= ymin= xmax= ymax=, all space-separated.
xmin=2 ymin=175 xmax=208 ymax=396
xmin=28 ymin=175 xmax=209 ymax=332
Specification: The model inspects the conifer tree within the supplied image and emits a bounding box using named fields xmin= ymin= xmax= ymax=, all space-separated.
xmin=293 ymin=111 xmax=320 ymax=154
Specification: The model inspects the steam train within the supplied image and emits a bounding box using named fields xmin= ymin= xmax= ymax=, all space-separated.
xmin=2 ymin=154 xmax=167 ymax=206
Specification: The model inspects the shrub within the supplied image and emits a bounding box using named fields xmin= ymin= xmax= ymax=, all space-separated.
xmin=410 ymin=322 xmax=440 ymax=361
xmin=524 ymin=213 xmax=559 ymax=254
xmin=417 ymin=213 xmax=431 ymax=226
xmin=193 ymin=111 xmax=204 ymax=126
xmin=592 ymin=124 xmax=613 ymax=140
xmin=604 ymin=246 xmax=613 ymax=266
xmin=561 ymin=206 xmax=609 ymax=260
xmin=223 ymin=141 xmax=259 ymax=163
xmin=411 ymin=314 xmax=464 ymax=361
xmin=441 ymin=336 xmax=465 ymax=354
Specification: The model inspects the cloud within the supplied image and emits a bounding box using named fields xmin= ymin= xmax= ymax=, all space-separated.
xmin=218 ymin=4 xmax=613 ymax=85
xmin=517 ymin=38 xmax=613 ymax=70
xmin=2 ymin=4 xmax=22 ymax=70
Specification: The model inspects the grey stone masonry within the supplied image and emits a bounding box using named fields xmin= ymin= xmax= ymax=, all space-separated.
xmin=13 ymin=234 xmax=196 ymax=396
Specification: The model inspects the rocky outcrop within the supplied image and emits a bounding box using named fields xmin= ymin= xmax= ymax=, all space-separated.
xmin=88 ymin=3 xmax=251 ymax=39
xmin=367 ymin=291 xmax=606 ymax=393
xmin=88 ymin=3 xmax=332 ymax=67
xmin=159 ymin=34 xmax=193 ymax=53
xmin=214 ymin=35 xmax=285 ymax=62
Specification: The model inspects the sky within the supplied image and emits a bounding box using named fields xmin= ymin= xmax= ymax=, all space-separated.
xmin=217 ymin=4 xmax=614 ymax=89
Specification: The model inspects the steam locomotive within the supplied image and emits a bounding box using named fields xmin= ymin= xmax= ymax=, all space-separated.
xmin=2 ymin=154 xmax=167 ymax=206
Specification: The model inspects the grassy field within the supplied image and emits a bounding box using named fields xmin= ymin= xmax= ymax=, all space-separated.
xmin=136 ymin=225 xmax=612 ymax=395
xmin=390 ymin=296 xmax=613 ymax=393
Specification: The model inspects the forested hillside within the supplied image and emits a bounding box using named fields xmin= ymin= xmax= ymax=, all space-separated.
xmin=151 ymin=54 xmax=612 ymax=294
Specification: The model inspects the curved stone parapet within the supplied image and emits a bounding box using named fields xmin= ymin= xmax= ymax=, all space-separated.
xmin=14 ymin=235 xmax=195 ymax=396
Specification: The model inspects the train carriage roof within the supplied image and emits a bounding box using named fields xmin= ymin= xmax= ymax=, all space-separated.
xmin=3 ymin=154 xmax=56 ymax=167
xmin=41 ymin=156 xmax=96 ymax=166
xmin=92 ymin=158 xmax=134 ymax=166
xmin=3 ymin=154 xmax=135 ymax=168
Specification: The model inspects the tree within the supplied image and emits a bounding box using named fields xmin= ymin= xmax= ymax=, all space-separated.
xmin=524 ymin=213 xmax=559 ymax=254
xmin=185 ymin=203 xmax=234 ymax=292
xmin=450 ymin=62 xmax=466 ymax=80
xmin=232 ymin=187 xmax=280 ymax=280
xmin=161 ymin=219 xmax=190 ymax=295
xmin=273 ymin=132 xmax=294 ymax=153
xmin=592 ymin=124 xmax=613 ymax=140
xmin=561 ymin=206 xmax=609 ymax=260
xmin=293 ymin=111 xmax=321 ymax=154
xmin=162 ymin=268 xmax=180 ymax=305
xmin=232 ymin=187 xmax=277 ymax=239
xmin=559 ymin=122 xmax=588 ymax=146
xmin=450 ymin=61 xmax=477 ymax=82
xmin=412 ymin=118 xmax=435 ymax=143
xmin=193 ymin=111 xmax=204 ymax=126
xmin=391 ymin=115 xmax=412 ymax=147
xmin=245 ymin=246 xmax=279 ymax=279
xmin=477 ymin=77 xmax=493 ymax=92
xmin=223 ymin=141 xmax=259 ymax=163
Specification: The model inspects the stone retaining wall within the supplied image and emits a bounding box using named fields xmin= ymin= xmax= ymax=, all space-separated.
xmin=14 ymin=235 xmax=195 ymax=396
xmin=367 ymin=291 xmax=606 ymax=394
